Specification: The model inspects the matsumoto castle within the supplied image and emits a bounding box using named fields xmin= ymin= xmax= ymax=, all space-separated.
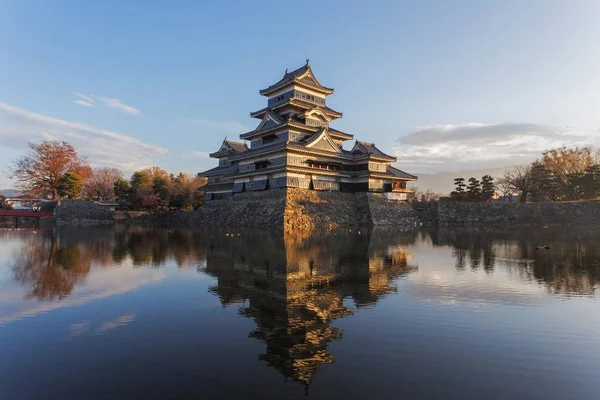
xmin=200 ymin=61 xmax=416 ymax=200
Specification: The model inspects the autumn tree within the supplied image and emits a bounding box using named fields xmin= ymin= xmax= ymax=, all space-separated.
xmin=540 ymin=146 xmax=599 ymax=198
xmin=11 ymin=141 xmax=92 ymax=199
xmin=145 ymin=166 xmax=170 ymax=179
xmin=170 ymin=173 xmax=207 ymax=210
xmin=83 ymin=167 xmax=123 ymax=201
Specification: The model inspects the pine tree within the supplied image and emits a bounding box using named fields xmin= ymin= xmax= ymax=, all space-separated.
xmin=466 ymin=177 xmax=481 ymax=200
xmin=528 ymin=162 xmax=558 ymax=202
xmin=113 ymin=177 xmax=131 ymax=203
xmin=480 ymin=175 xmax=495 ymax=201
xmin=454 ymin=177 xmax=466 ymax=193
xmin=57 ymin=172 xmax=83 ymax=198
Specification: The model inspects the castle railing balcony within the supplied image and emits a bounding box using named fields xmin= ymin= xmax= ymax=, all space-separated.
xmin=392 ymin=187 xmax=413 ymax=193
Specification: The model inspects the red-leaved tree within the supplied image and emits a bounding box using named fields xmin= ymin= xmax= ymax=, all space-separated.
xmin=11 ymin=141 xmax=93 ymax=199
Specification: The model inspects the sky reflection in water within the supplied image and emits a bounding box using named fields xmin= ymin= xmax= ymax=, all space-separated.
xmin=1 ymin=227 xmax=599 ymax=399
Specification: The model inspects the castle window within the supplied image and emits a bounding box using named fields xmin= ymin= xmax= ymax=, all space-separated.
xmin=254 ymin=160 xmax=270 ymax=170
xmin=262 ymin=134 xmax=278 ymax=144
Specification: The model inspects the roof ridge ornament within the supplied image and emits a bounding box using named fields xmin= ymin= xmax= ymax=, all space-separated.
xmin=306 ymin=58 xmax=310 ymax=65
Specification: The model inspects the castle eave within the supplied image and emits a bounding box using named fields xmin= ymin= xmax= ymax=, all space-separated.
xmin=250 ymin=100 xmax=342 ymax=120
xmin=240 ymin=121 xmax=319 ymax=140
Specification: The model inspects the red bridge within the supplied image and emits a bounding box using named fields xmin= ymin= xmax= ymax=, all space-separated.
xmin=0 ymin=210 xmax=53 ymax=217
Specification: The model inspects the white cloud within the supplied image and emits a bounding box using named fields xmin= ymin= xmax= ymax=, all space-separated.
xmin=0 ymin=103 xmax=167 ymax=174
xmin=95 ymin=96 xmax=140 ymax=115
xmin=180 ymin=150 xmax=211 ymax=159
xmin=74 ymin=92 xmax=95 ymax=104
xmin=67 ymin=315 xmax=136 ymax=337
xmin=394 ymin=122 xmax=598 ymax=173
xmin=94 ymin=314 xmax=136 ymax=335
xmin=72 ymin=93 xmax=139 ymax=115
xmin=73 ymin=99 xmax=95 ymax=108
xmin=187 ymin=118 xmax=250 ymax=134
xmin=68 ymin=322 xmax=91 ymax=337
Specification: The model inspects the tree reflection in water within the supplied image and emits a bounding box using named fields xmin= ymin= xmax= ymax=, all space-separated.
xmin=8 ymin=225 xmax=600 ymax=387
xmin=434 ymin=227 xmax=600 ymax=296
xmin=13 ymin=232 xmax=92 ymax=300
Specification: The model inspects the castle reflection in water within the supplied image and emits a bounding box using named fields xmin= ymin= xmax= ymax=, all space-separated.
xmin=201 ymin=229 xmax=417 ymax=387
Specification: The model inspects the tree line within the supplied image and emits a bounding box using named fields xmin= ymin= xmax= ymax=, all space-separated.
xmin=412 ymin=146 xmax=600 ymax=203
xmin=8 ymin=141 xmax=207 ymax=211
xmin=497 ymin=146 xmax=600 ymax=202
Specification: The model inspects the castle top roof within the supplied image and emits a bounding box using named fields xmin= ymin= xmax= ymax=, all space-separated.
xmin=259 ymin=60 xmax=334 ymax=96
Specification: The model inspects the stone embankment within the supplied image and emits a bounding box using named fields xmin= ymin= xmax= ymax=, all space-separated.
xmin=55 ymin=200 xmax=114 ymax=226
xmin=124 ymin=188 xmax=420 ymax=231
xmin=435 ymin=200 xmax=600 ymax=226
xmin=129 ymin=189 xmax=287 ymax=228
xmin=51 ymin=196 xmax=600 ymax=229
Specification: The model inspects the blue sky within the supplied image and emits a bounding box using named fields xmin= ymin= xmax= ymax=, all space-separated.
xmin=1 ymin=0 xmax=599 ymax=187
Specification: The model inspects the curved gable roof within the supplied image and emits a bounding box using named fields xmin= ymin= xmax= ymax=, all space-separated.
xmin=240 ymin=110 xmax=286 ymax=139
xmin=303 ymin=128 xmax=343 ymax=154
xmin=209 ymin=138 xmax=249 ymax=158
xmin=259 ymin=61 xmax=334 ymax=96
xmin=351 ymin=141 xmax=396 ymax=161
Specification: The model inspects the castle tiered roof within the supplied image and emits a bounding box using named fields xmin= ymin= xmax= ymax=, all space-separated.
xmin=199 ymin=61 xmax=417 ymax=193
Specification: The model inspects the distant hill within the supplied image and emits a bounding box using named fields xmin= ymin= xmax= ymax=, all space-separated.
xmin=408 ymin=166 xmax=516 ymax=195
xmin=0 ymin=189 xmax=20 ymax=197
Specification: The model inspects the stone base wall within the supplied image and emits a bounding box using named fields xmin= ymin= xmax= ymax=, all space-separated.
xmin=124 ymin=188 xmax=416 ymax=230
xmin=128 ymin=189 xmax=287 ymax=228
xmin=55 ymin=200 xmax=114 ymax=226
xmin=436 ymin=200 xmax=600 ymax=226
xmin=366 ymin=193 xmax=420 ymax=227
xmin=283 ymin=188 xmax=365 ymax=231
xmin=50 ymin=196 xmax=600 ymax=229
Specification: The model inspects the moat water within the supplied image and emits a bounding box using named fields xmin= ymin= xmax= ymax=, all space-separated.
xmin=1 ymin=226 xmax=599 ymax=399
